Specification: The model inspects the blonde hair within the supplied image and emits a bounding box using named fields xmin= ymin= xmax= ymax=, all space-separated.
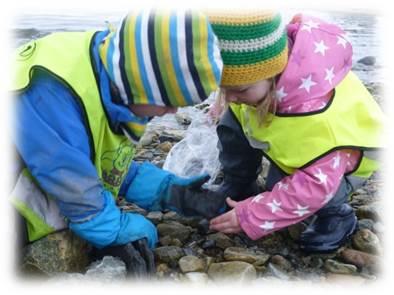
xmin=216 ymin=78 xmax=277 ymax=126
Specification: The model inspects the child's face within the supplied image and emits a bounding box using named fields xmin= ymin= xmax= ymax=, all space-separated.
xmin=223 ymin=79 xmax=272 ymax=106
xmin=129 ymin=104 xmax=178 ymax=118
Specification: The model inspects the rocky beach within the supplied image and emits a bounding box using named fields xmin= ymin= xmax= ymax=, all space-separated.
xmin=13 ymin=10 xmax=385 ymax=285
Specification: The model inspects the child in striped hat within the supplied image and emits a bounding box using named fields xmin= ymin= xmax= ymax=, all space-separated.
xmin=13 ymin=9 xmax=224 ymax=268
xmin=206 ymin=11 xmax=383 ymax=253
xmin=100 ymin=10 xmax=223 ymax=141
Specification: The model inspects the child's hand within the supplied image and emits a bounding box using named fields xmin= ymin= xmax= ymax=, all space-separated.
xmin=209 ymin=197 xmax=242 ymax=234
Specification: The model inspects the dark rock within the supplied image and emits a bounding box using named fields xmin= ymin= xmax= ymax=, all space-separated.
xmin=201 ymin=239 xmax=216 ymax=249
xmin=206 ymin=233 xmax=234 ymax=250
xmin=178 ymin=216 xmax=204 ymax=228
xmin=287 ymin=223 xmax=307 ymax=241
xmin=302 ymin=256 xmax=324 ymax=269
xmin=255 ymin=233 xmax=286 ymax=254
xmin=357 ymin=56 xmax=376 ymax=66
xmin=339 ymin=248 xmax=379 ymax=269
xmin=162 ymin=211 xmax=181 ymax=222
xmin=159 ymin=236 xmax=172 ymax=246
xmin=157 ymin=222 xmax=193 ymax=243
xmin=352 ymin=229 xmax=381 ymax=254
xmin=21 ymin=230 xmax=90 ymax=276
xmin=197 ymin=219 xmax=210 ymax=234
xmin=356 ymin=203 xmax=381 ymax=221
xmin=154 ymin=246 xmax=185 ymax=266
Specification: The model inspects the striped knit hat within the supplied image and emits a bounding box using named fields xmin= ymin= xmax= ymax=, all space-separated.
xmin=208 ymin=11 xmax=288 ymax=86
xmin=99 ymin=10 xmax=223 ymax=107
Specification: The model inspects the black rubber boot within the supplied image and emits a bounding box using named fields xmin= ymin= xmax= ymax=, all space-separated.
xmin=299 ymin=203 xmax=357 ymax=253
xmin=298 ymin=181 xmax=358 ymax=254
xmin=298 ymin=176 xmax=358 ymax=253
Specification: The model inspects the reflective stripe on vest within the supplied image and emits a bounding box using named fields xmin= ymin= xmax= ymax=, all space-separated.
xmin=12 ymin=32 xmax=135 ymax=241
xmin=230 ymin=71 xmax=383 ymax=178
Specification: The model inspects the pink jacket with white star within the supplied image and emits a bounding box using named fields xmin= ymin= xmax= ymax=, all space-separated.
xmin=235 ymin=14 xmax=361 ymax=240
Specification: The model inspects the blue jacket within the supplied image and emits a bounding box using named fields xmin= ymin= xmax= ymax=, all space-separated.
xmin=14 ymin=31 xmax=140 ymax=223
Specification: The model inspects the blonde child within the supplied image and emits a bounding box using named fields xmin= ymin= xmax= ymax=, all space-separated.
xmin=207 ymin=11 xmax=383 ymax=252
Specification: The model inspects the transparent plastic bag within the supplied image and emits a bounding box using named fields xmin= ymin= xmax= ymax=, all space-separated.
xmin=163 ymin=109 xmax=221 ymax=185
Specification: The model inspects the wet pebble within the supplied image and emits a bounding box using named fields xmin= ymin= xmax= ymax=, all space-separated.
xmin=324 ymin=259 xmax=358 ymax=275
xmin=157 ymin=221 xmax=193 ymax=243
xmin=352 ymin=229 xmax=382 ymax=254
xmin=154 ymin=246 xmax=185 ymax=266
xmin=223 ymin=247 xmax=270 ymax=266
xmin=357 ymin=56 xmax=376 ymax=66
xmin=339 ymin=248 xmax=379 ymax=269
xmin=178 ymin=255 xmax=206 ymax=273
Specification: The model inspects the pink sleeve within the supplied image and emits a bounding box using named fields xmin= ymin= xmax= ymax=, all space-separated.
xmin=235 ymin=149 xmax=360 ymax=240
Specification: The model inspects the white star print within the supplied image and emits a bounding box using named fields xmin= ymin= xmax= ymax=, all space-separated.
xmin=259 ymin=221 xmax=275 ymax=231
xmin=300 ymin=19 xmax=320 ymax=33
xmin=314 ymin=40 xmax=329 ymax=56
xmin=332 ymin=154 xmax=341 ymax=169
xmin=292 ymin=204 xmax=311 ymax=217
xmin=277 ymin=181 xmax=289 ymax=191
xmin=337 ymin=35 xmax=348 ymax=48
xmin=314 ymin=168 xmax=328 ymax=185
xmin=275 ymin=86 xmax=287 ymax=103
xmin=324 ymin=66 xmax=335 ymax=85
xmin=267 ymin=199 xmax=283 ymax=213
xmin=322 ymin=192 xmax=334 ymax=205
xmin=252 ymin=194 xmax=265 ymax=203
xmin=299 ymin=74 xmax=317 ymax=93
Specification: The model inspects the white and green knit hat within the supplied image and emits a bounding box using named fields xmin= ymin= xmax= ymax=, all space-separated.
xmin=208 ymin=11 xmax=288 ymax=86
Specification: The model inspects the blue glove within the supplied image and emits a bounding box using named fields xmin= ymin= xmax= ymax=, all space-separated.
xmin=124 ymin=162 xmax=209 ymax=209
xmin=125 ymin=162 xmax=226 ymax=218
xmin=69 ymin=190 xmax=158 ymax=249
